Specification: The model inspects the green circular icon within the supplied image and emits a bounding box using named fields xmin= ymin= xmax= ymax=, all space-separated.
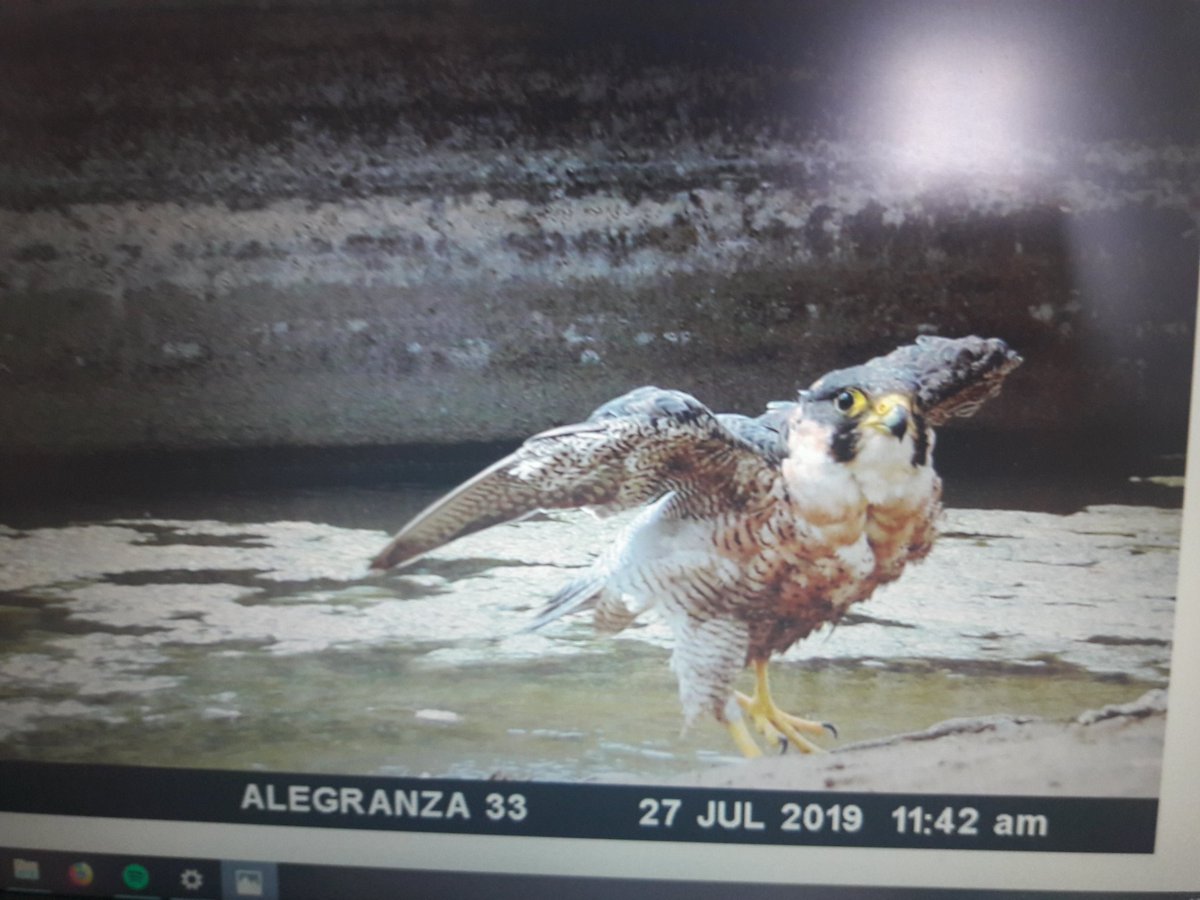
xmin=122 ymin=863 xmax=151 ymax=891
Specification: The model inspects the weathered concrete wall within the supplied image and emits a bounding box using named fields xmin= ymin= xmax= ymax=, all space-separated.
xmin=1 ymin=1 xmax=1196 ymax=455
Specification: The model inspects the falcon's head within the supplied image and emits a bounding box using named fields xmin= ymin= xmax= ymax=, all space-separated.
xmin=794 ymin=335 xmax=1022 ymax=479
xmin=803 ymin=379 xmax=928 ymax=468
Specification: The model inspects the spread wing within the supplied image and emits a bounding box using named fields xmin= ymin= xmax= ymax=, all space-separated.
xmin=716 ymin=401 xmax=795 ymax=465
xmin=369 ymin=387 xmax=779 ymax=570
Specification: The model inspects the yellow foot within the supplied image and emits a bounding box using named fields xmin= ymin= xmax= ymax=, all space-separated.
xmin=732 ymin=660 xmax=836 ymax=756
xmin=726 ymin=717 xmax=764 ymax=758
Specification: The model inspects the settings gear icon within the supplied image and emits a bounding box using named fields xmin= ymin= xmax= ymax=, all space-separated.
xmin=179 ymin=868 xmax=204 ymax=892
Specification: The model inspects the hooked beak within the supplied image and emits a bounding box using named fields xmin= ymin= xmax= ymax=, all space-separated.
xmin=865 ymin=394 xmax=910 ymax=439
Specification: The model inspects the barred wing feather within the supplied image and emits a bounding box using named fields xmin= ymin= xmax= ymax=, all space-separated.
xmin=369 ymin=387 xmax=777 ymax=570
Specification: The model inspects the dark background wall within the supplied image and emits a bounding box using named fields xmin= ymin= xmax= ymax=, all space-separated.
xmin=0 ymin=1 xmax=1196 ymax=471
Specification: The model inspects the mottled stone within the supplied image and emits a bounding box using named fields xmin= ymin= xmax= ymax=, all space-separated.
xmin=0 ymin=3 xmax=1195 ymax=456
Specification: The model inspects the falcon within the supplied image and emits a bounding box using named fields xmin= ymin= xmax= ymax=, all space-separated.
xmin=371 ymin=335 xmax=1021 ymax=756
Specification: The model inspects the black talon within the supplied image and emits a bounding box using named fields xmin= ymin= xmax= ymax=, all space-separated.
xmin=823 ymin=721 xmax=839 ymax=739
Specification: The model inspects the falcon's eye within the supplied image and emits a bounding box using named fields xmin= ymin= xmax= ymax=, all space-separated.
xmin=834 ymin=387 xmax=868 ymax=416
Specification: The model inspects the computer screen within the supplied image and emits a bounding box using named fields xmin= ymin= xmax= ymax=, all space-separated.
xmin=2 ymin=1 xmax=1198 ymax=897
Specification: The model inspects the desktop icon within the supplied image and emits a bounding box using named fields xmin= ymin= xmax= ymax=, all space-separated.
xmin=12 ymin=859 xmax=40 ymax=882
xmin=122 ymin=863 xmax=151 ymax=891
xmin=221 ymin=860 xmax=277 ymax=900
xmin=67 ymin=862 xmax=94 ymax=887
xmin=234 ymin=869 xmax=264 ymax=897
xmin=179 ymin=868 xmax=204 ymax=892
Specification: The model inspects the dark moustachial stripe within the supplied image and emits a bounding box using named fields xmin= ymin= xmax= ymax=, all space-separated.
xmin=910 ymin=413 xmax=930 ymax=467
xmin=830 ymin=421 xmax=859 ymax=463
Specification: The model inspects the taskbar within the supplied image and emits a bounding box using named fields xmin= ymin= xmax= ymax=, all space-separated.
xmin=2 ymin=848 xmax=1199 ymax=900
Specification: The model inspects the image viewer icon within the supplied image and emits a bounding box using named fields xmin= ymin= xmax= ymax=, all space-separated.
xmin=13 ymin=859 xmax=40 ymax=881
xmin=222 ymin=859 xmax=277 ymax=900
xmin=235 ymin=869 xmax=264 ymax=897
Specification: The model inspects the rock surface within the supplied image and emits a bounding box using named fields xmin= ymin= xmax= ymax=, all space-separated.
xmin=0 ymin=497 xmax=1179 ymax=786
xmin=0 ymin=2 xmax=1196 ymax=457
xmin=661 ymin=690 xmax=1166 ymax=797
